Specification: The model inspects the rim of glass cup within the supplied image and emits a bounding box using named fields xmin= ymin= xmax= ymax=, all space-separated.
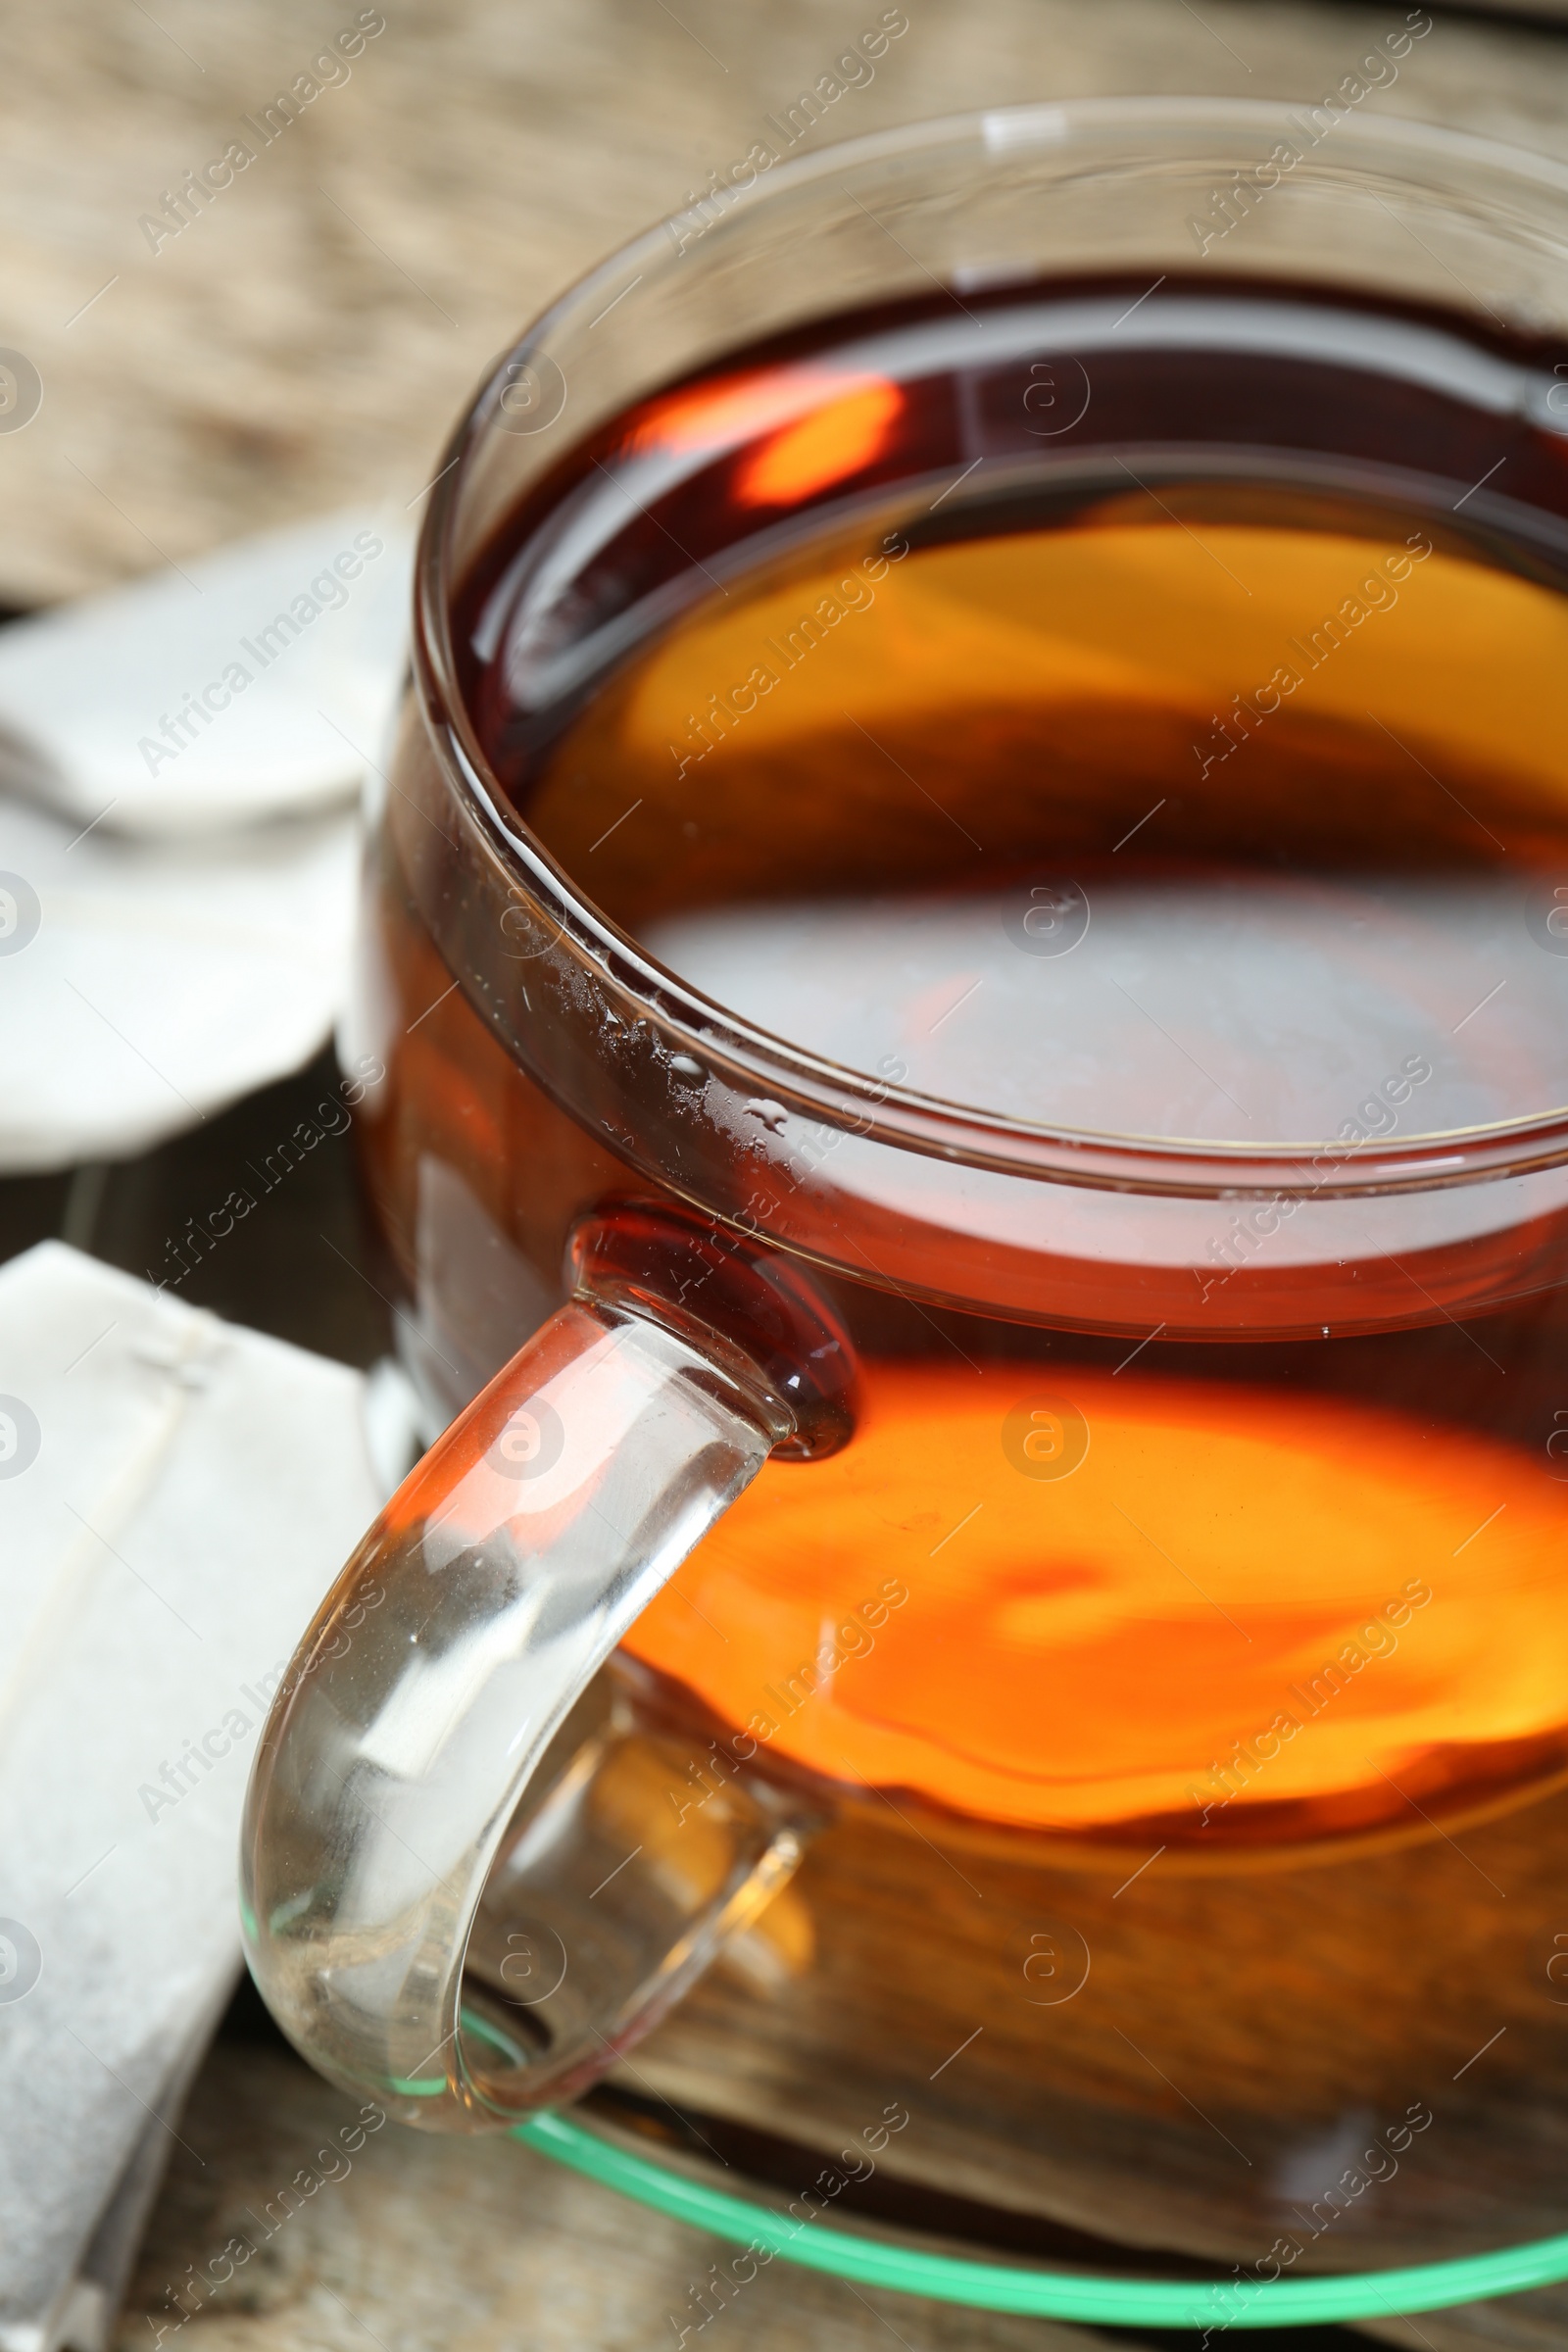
xmin=413 ymin=98 xmax=1568 ymax=1203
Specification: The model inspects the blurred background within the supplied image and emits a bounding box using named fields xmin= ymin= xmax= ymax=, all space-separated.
xmin=8 ymin=0 xmax=1568 ymax=612
xmin=7 ymin=3 xmax=1568 ymax=2346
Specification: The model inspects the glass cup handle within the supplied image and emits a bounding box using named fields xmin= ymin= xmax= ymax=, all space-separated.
xmin=241 ymin=1223 xmax=855 ymax=2133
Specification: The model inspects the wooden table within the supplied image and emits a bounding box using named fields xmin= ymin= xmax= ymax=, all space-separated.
xmin=5 ymin=1 xmax=1568 ymax=2344
xmin=6 ymin=0 xmax=1568 ymax=616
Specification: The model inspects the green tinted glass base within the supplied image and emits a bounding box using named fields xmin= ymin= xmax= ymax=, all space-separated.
xmin=515 ymin=2109 xmax=1568 ymax=2327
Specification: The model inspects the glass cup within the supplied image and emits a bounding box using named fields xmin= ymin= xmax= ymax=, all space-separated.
xmin=243 ymin=97 xmax=1568 ymax=2316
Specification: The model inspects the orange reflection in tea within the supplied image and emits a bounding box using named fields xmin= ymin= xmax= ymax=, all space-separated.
xmin=627 ymin=1365 xmax=1568 ymax=1847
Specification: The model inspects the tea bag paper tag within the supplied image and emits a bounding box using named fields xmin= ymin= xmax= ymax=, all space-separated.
xmin=0 ymin=1244 xmax=381 ymax=2352
xmin=0 ymin=509 xmax=415 ymax=837
xmin=0 ymin=507 xmax=415 ymax=1174
xmin=0 ymin=795 xmax=360 ymax=1172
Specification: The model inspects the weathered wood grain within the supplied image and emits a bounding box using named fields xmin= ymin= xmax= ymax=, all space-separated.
xmin=114 ymin=2037 xmax=1115 ymax=2352
xmin=5 ymin=0 xmax=1568 ymax=606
